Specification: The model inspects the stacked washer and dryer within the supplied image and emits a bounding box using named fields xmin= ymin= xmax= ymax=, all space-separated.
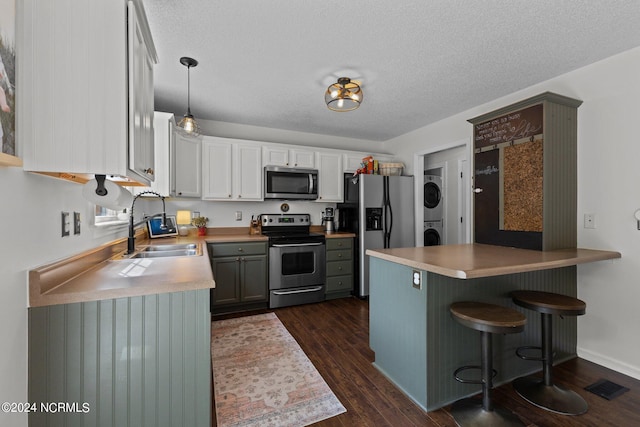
xmin=424 ymin=174 xmax=444 ymax=246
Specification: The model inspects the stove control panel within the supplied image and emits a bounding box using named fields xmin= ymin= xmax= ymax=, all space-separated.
xmin=261 ymin=213 xmax=311 ymax=226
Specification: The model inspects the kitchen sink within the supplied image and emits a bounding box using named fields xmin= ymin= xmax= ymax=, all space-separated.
xmin=127 ymin=243 xmax=202 ymax=259
xmin=142 ymin=243 xmax=198 ymax=252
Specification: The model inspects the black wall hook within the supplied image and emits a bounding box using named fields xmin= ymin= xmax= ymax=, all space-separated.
xmin=95 ymin=174 xmax=108 ymax=196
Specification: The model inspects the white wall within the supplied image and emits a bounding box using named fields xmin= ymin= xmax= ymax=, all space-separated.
xmin=0 ymin=169 xmax=128 ymax=426
xmin=161 ymin=199 xmax=336 ymax=229
xmin=387 ymin=46 xmax=640 ymax=379
xmin=197 ymin=118 xmax=387 ymax=153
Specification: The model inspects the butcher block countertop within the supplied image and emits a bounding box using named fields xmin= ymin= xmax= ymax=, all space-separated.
xmin=366 ymin=243 xmax=621 ymax=279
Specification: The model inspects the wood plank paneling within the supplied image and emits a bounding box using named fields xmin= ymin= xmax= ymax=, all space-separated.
xmin=28 ymin=290 xmax=211 ymax=426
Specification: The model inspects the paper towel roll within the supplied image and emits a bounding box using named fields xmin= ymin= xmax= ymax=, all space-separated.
xmin=82 ymin=178 xmax=133 ymax=210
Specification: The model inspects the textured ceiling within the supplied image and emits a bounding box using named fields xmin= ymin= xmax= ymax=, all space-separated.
xmin=146 ymin=0 xmax=640 ymax=142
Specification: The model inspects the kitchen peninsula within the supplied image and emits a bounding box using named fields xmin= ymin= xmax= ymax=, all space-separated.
xmin=366 ymin=243 xmax=620 ymax=411
xmin=27 ymin=234 xmax=217 ymax=427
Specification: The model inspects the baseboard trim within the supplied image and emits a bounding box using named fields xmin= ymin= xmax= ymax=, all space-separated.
xmin=577 ymin=347 xmax=640 ymax=380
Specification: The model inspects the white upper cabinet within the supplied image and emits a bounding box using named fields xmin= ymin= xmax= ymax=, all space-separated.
xmin=263 ymin=146 xmax=315 ymax=168
xmin=129 ymin=112 xmax=174 ymax=197
xmin=19 ymin=0 xmax=158 ymax=185
xmin=172 ymin=130 xmax=202 ymax=198
xmin=127 ymin=1 xmax=156 ymax=182
xmin=234 ymin=144 xmax=263 ymax=200
xmin=316 ymin=151 xmax=343 ymax=202
xmin=202 ymin=137 xmax=233 ymax=200
xmin=202 ymin=137 xmax=262 ymax=201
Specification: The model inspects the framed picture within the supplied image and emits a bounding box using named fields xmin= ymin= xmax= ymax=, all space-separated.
xmin=146 ymin=215 xmax=178 ymax=238
xmin=0 ymin=0 xmax=16 ymax=159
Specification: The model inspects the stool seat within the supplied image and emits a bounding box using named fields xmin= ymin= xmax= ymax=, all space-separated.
xmin=450 ymin=301 xmax=526 ymax=426
xmin=450 ymin=301 xmax=526 ymax=334
xmin=510 ymin=291 xmax=588 ymax=416
xmin=511 ymin=290 xmax=585 ymax=316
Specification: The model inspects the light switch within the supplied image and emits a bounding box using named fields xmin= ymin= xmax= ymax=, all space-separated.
xmin=73 ymin=212 xmax=81 ymax=235
xmin=584 ymin=213 xmax=596 ymax=229
xmin=61 ymin=212 xmax=70 ymax=237
xmin=235 ymin=211 xmax=242 ymax=221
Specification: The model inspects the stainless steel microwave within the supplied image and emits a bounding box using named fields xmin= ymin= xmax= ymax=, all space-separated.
xmin=264 ymin=166 xmax=318 ymax=200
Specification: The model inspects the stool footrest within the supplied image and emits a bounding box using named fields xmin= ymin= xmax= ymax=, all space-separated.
xmin=454 ymin=365 xmax=497 ymax=385
xmin=516 ymin=345 xmax=555 ymax=362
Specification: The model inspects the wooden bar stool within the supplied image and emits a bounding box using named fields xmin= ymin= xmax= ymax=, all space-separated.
xmin=450 ymin=301 xmax=527 ymax=426
xmin=511 ymin=290 xmax=588 ymax=415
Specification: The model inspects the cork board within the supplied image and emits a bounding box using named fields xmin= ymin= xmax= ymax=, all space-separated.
xmin=502 ymin=139 xmax=543 ymax=232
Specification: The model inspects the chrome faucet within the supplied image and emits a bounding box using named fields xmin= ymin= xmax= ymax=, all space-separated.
xmin=127 ymin=191 xmax=167 ymax=254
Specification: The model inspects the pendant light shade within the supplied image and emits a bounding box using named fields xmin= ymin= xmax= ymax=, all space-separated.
xmin=177 ymin=56 xmax=200 ymax=136
xmin=325 ymin=77 xmax=362 ymax=112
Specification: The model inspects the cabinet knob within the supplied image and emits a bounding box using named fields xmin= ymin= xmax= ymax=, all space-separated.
xmin=178 ymin=192 xmax=182 ymax=195
xmin=338 ymin=281 xmax=342 ymax=285
xmin=294 ymin=163 xmax=297 ymax=166
xmin=338 ymin=253 xmax=342 ymax=258
xmin=238 ymin=194 xmax=242 ymax=198
xmin=228 ymin=194 xmax=231 ymax=198
xmin=241 ymin=257 xmax=245 ymax=262
xmin=238 ymin=248 xmax=243 ymax=252
xmin=337 ymin=242 xmax=342 ymax=246
xmin=236 ymin=257 xmax=240 ymax=261
xmin=338 ymin=266 xmax=342 ymax=270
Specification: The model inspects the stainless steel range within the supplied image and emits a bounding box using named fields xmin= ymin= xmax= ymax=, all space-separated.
xmin=261 ymin=214 xmax=326 ymax=308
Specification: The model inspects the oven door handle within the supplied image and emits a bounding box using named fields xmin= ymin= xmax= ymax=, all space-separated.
xmin=271 ymin=243 xmax=324 ymax=247
xmin=272 ymin=286 xmax=323 ymax=295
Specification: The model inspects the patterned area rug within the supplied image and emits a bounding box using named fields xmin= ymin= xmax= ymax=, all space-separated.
xmin=211 ymin=312 xmax=346 ymax=427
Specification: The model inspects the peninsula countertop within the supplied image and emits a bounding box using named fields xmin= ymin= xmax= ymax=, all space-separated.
xmin=366 ymin=243 xmax=621 ymax=279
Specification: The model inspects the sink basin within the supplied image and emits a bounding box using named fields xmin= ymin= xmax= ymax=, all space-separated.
xmin=130 ymin=249 xmax=200 ymax=258
xmin=127 ymin=243 xmax=202 ymax=259
xmin=142 ymin=243 xmax=198 ymax=252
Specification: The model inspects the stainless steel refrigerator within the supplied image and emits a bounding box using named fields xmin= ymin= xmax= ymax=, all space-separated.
xmin=338 ymin=173 xmax=415 ymax=297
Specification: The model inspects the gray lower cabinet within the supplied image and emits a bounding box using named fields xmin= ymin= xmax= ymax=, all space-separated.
xmin=209 ymin=242 xmax=268 ymax=314
xmin=325 ymin=237 xmax=354 ymax=299
xmin=28 ymin=289 xmax=211 ymax=427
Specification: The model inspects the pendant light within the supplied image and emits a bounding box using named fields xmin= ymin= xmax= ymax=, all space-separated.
xmin=325 ymin=77 xmax=362 ymax=112
xmin=177 ymin=56 xmax=200 ymax=135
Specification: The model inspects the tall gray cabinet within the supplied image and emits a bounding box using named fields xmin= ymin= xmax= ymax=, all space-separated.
xmin=468 ymin=92 xmax=582 ymax=250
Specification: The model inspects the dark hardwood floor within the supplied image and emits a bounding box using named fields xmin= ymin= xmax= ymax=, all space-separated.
xmin=212 ymin=297 xmax=640 ymax=427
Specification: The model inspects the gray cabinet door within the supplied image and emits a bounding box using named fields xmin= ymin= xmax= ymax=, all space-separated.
xmin=241 ymin=255 xmax=268 ymax=302
xmin=211 ymin=257 xmax=241 ymax=305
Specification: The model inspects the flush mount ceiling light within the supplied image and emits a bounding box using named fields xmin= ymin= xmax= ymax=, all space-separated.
xmin=325 ymin=77 xmax=362 ymax=112
xmin=177 ymin=56 xmax=200 ymax=136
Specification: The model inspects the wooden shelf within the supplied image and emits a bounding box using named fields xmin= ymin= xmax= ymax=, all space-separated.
xmin=0 ymin=152 xmax=22 ymax=167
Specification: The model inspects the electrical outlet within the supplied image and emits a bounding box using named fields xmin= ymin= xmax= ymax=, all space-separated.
xmin=61 ymin=212 xmax=70 ymax=237
xmin=73 ymin=212 xmax=81 ymax=235
xmin=235 ymin=211 xmax=242 ymax=221
xmin=584 ymin=213 xmax=596 ymax=229
xmin=412 ymin=269 xmax=422 ymax=290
